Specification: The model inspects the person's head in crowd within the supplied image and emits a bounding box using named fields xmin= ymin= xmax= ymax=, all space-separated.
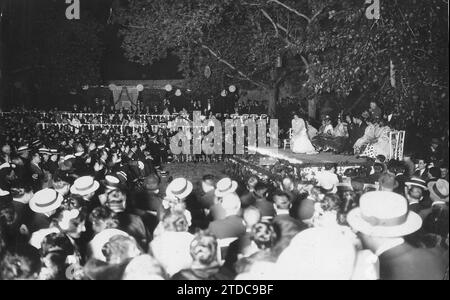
xmin=272 ymin=190 xmax=291 ymax=213
xmin=190 ymin=231 xmax=218 ymax=268
xmin=430 ymin=137 xmax=441 ymax=149
xmin=405 ymin=177 xmax=428 ymax=204
xmin=315 ymin=193 xmax=344 ymax=227
xmin=428 ymin=167 xmax=442 ymax=181
xmin=105 ymin=189 xmax=127 ymax=213
xmin=439 ymin=165 xmax=448 ymax=180
xmin=201 ymin=175 xmax=216 ymax=194
xmin=316 ymin=171 xmax=338 ymax=194
xmin=375 ymin=155 xmax=386 ymax=164
xmin=102 ymin=235 xmax=141 ymax=265
xmin=247 ymin=176 xmax=258 ymax=192
xmin=1 ymin=144 xmax=11 ymax=156
xmin=281 ymin=177 xmax=294 ymax=192
xmin=51 ymin=172 xmax=72 ymax=197
xmin=221 ymin=193 xmax=242 ymax=218
xmin=166 ymin=177 xmax=193 ymax=202
xmin=428 ymin=179 xmax=449 ymax=204
xmin=417 ymin=158 xmax=427 ymax=171
xmin=373 ymin=162 xmax=384 ymax=175
xmin=242 ymin=206 xmax=262 ymax=232
xmin=29 ymin=188 xmax=64 ymax=217
xmin=214 ymin=178 xmax=238 ymax=199
xmin=17 ymin=146 xmax=30 ymax=159
xmin=277 ymin=228 xmax=357 ymax=280
xmin=0 ymin=244 xmax=41 ymax=280
xmin=117 ymin=214 xmax=148 ymax=251
xmin=378 ymin=173 xmax=399 ymax=192
xmin=70 ymin=176 xmax=100 ymax=202
xmin=52 ymin=205 xmax=87 ymax=240
xmin=337 ymin=184 xmax=357 ymax=216
xmin=0 ymin=201 xmax=17 ymax=229
xmin=39 ymin=233 xmax=74 ymax=280
xmin=161 ymin=210 xmax=189 ymax=233
xmin=88 ymin=207 xmax=119 ymax=235
xmin=253 ymin=182 xmax=269 ymax=199
xmin=370 ymin=101 xmax=379 ymax=111
xmin=347 ymin=191 xmax=422 ymax=253
xmin=251 ymin=222 xmax=277 ymax=251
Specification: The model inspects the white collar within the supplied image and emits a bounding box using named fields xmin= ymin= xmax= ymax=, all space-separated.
xmin=275 ymin=208 xmax=290 ymax=216
xmin=375 ymin=238 xmax=405 ymax=256
xmin=409 ymin=200 xmax=419 ymax=205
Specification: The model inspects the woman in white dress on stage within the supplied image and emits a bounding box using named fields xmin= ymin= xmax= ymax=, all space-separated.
xmin=291 ymin=113 xmax=318 ymax=155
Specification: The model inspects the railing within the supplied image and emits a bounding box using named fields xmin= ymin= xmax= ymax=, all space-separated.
xmin=1 ymin=111 xmax=269 ymax=122
xmin=389 ymin=131 xmax=406 ymax=161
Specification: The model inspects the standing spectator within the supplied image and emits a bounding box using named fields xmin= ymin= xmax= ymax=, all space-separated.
xmin=347 ymin=191 xmax=446 ymax=280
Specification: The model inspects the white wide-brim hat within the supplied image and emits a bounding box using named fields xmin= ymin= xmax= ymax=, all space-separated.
xmin=215 ymin=178 xmax=238 ymax=198
xmin=347 ymin=191 xmax=422 ymax=238
xmin=166 ymin=178 xmax=193 ymax=200
xmin=70 ymin=176 xmax=100 ymax=196
xmin=29 ymin=188 xmax=64 ymax=214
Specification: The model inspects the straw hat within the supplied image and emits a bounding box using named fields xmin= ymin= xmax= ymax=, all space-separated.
xmin=428 ymin=179 xmax=449 ymax=203
xmin=29 ymin=188 xmax=64 ymax=214
xmin=347 ymin=191 xmax=422 ymax=238
xmin=70 ymin=176 xmax=100 ymax=196
xmin=215 ymin=178 xmax=238 ymax=198
xmin=166 ymin=178 xmax=193 ymax=200
xmin=405 ymin=177 xmax=428 ymax=191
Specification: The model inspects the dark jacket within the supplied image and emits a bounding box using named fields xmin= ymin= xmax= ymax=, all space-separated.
xmin=208 ymin=215 xmax=246 ymax=240
xmin=379 ymin=243 xmax=448 ymax=280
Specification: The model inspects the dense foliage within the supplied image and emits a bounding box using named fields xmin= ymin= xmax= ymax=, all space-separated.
xmin=115 ymin=0 xmax=448 ymax=123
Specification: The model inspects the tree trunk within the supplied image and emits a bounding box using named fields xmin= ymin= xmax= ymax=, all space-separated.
xmin=269 ymin=85 xmax=279 ymax=118
xmin=308 ymin=97 xmax=317 ymax=120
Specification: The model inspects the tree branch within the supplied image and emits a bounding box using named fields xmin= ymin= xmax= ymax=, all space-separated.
xmin=200 ymin=44 xmax=269 ymax=89
xmin=268 ymin=0 xmax=311 ymax=23
xmin=261 ymin=9 xmax=279 ymax=37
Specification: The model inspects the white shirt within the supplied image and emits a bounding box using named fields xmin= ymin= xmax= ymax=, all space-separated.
xmin=375 ymin=238 xmax=405 ymax=257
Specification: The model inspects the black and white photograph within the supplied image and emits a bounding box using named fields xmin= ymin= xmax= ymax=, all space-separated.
xmin=0 ymin=0 xmax=448 ymax=282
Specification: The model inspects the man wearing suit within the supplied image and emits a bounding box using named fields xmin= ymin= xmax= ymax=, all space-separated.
xmin=29 ymin=152 xmax=44 ymax=192
xmin=347 ymin=191 xmax=447 ymax=280
xmin=349 ymin=115 xmax=367 ymax=146
xmin=413 ymin=158 xmax=429 ymax=180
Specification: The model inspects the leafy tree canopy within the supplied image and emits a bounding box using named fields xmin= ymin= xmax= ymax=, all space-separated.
xmin=115 ymin=0 xmax=448 ymax=120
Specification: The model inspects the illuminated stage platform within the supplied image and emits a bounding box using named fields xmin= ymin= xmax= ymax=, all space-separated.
xmin=250 ymin=147 xmax=367 ymax=166
xmin=226 ymin=147 xmax=370 ymax=185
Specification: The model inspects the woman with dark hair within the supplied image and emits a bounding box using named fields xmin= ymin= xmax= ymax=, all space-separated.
xmin=290 ymin=112 xmax=317 ymax=155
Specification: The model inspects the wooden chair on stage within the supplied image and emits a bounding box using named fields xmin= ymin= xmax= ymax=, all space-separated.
xmin=283 ymin=129 xmax=293 ymax=150
xmin=388 ymin=131 xmax=406 ymax=160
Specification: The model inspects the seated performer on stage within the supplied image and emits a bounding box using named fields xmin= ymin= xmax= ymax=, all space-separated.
xmin=353 ymin=117 xmax=380 ymax=155
xmin=360 ymin=118 xmax=392 ymax=159
xmin=327 ymin=115 xmax=350 ymax=154
xmin=311 ymin=115 xmax=334 ymax=152
xmin=291 ymin=113 xmax=318 ymax=155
